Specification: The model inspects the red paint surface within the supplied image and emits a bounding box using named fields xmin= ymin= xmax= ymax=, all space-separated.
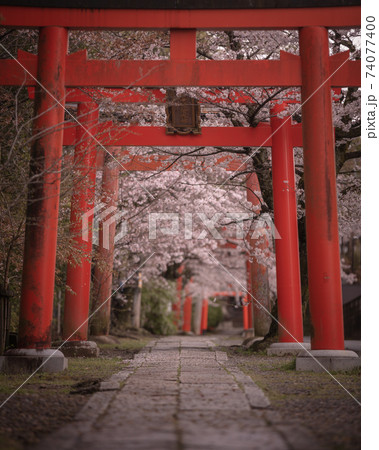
xmin=63 ymin=102 xmax=99 ymax=341
xmin=0 ymin=49 xmax=360 ymax=88
xmin=173 ymin=266 xmax=184 ymax=328
xmin=270 ymin=103 xmax=303 ymax=343
xmin=0 ymin=6 xmax=361 ymax=30
xmin=182 ymin=295 xmax=192 ymax=333
xmin=64 ymin=123 xmax=274 ymax=147
xmin=62 ymin=123 xmax=303 ymax=149
xmin=300 ymin=27 xmax=344 ymax=350
xmin=245 ymin=258 xmax=253 ymax=331
xmin=18 ymin=27 xmax=68 ymax=349
xmin=242 ymin=297 xmax=249 ymax=331
xmin=170 ymin=29 xmax=196 ymax=60
xmin=201 ymin=299 xmax=209 ymax=332
xmin=90 ymin=152 xmax=120 ymax=336
xmin=27 ymin=85 xmax=342 ymax=105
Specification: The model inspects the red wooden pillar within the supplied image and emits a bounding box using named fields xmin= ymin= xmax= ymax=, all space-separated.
xmin=182 ymin=284 xmax=192 ymax=333
xmin=242 ymin=297 xmax=249 ymax=331
xmin=299 ymin=27 xmax=344 ymax=350
xmin=201 ymin=299 xmax=209 ymax=334
xmin=247 ymin=304 xmax=253 ymax=329
xmin=245 ymin=257 xmax=253 ymax=331
xmin=173 ymin=264 xmax=184 ymax=328
xmin=63 ymin=102 xmax=99 ymax=341
xmin=90 ymin=152 xmax=120 ymax=336
xmin=270 ymin=103 xmax=304 ymax=343
xmin=18 ymin=27 xmax=67 ymax=349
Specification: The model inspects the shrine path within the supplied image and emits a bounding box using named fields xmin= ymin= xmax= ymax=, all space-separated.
xmin=33 ymin=336 xmax=320 ymax=450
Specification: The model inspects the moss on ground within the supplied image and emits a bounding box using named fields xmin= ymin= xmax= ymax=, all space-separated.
xmin=224 ymin=345 xmax=361 ymax=450
xmin=0 ymin=357 xmax=123 ymax=396
xmin=96 ymin=337 xmax=150 ymax=351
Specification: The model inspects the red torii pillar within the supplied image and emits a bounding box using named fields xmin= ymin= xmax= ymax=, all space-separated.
xmin=201 ymin=299 xmax=209 ymax=334
xmin=245 ymin=179 xmax=256 ymax=337
xmin=182 ymin=283 xmax=192 ymax=333
xmin=173 ymin=264 xmax=184 ymax=328
xmin=90 ymin=152 xmax=120 ymax=336
xmin=61 ymin=102 xmax=100 ymax=357
xmin=267 ymin=103 xmax=306 ymax=355
xmin=4 ymin=27 xmax=68 ymax=371
xmin=245 ymin=257 xmax=253 ymax=333
xmin=297 ymin=26 xmax=358 ymax=370
xmin=242 ymin=295 xmax=249 ymax=331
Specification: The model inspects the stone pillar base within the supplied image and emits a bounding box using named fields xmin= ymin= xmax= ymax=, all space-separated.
xmin=179 ymin=331 xmax=194 ymax=336
xmin=61 ymin=340 xmax=99 ymax=358
xmin=296 ymin=349 xmax=360 ymax=372
xmin=0 ymin=348 xmax=68 ymax=373
xmin=267 ymin=342 xmax=311 ymax=356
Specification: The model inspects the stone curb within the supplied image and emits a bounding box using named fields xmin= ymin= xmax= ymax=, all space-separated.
xmin=215 ymin=348 xmax=271 ymax=409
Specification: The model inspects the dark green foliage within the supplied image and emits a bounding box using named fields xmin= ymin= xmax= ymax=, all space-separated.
xmin=141 ymin=280 xmax=176 ymax=335
xmin=207 ymin=302 xmax=223 ymax=330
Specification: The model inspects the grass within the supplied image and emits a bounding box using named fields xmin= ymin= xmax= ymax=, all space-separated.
xmin=223 ymin=345 xmax=360 ymax=405
xmin=237 ymin=356 xmax=360 ymax=403
xmin=0 ymin=337 xmax=151 ymax=396
xmin=96 ymin=337 xmax=151 ymax=351
xmin=0 ymin=336 xmax=152 ymax=450
xmin=0 ymin=357 xmax=123 ymax=396
xmin=0 ymin=360 xmax=122 ymax=450
xmin=279 ymin=358 xmax=297 ymax=371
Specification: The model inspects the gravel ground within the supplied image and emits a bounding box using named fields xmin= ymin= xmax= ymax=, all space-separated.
xmin=0 ymin=338 xmax=147 ymax=450
xmin=0 ymin=390 xmax=89 ymax=449
xmin=224 ymin=345 xmax=361 ymax=450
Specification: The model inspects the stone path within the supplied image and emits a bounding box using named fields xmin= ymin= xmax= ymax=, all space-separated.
xmin=34 ymin=336 xmax=320 ymax=450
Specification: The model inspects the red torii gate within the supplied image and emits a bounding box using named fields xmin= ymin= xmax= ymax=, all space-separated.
xmin=64 ymin=117 xmax=298 ymax=340
xmin=0 ymin=2 xmax=361 ymax=372
xmin=60 ymin=98 xmax=303 ymax=341
xmin=29 ymin=85 xmax=307 ymax=340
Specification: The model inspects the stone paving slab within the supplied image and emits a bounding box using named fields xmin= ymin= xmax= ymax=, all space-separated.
xmin=127 ymin=386 xmax=178 ymax=395
xmin=180 ymin=363 xmax=222 ymax=369
xmin=33 ymin=335 xmax=321 ymax=450
xmin=177 ymin=410 xmax=268 ymax=428
xmin=77 ymin=436 xmax=178 ymax=450
xmin=180 ymin=428 xmax=289 ymax=450
xmin=180 ymin=373 xmax=233 ymax=384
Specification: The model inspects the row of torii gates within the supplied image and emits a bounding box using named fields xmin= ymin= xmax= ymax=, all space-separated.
xmin=0 ymin=2 xmax=361 ymax=371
